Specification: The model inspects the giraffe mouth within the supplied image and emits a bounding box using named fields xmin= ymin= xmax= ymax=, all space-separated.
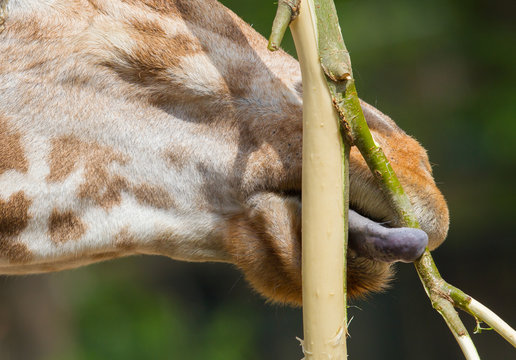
xmin=346 ymin=208 xmax=427 ymax=263
xmin=287 ymin=191 xmax=428 ymax=263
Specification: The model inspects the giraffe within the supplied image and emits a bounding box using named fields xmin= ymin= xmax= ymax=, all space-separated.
xmin=0 ymin=0 xmax=449 ymax=305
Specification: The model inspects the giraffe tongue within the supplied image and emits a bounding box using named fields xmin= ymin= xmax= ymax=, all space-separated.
xmin=348 ymin=209 xmax=428 ymax=263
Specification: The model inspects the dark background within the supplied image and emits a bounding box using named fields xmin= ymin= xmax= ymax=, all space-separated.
xmin=1 ymin=0 xmax=515 ymax=359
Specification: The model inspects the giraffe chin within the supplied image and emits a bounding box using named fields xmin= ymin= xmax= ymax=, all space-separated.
xmin=231 ymin=192 xmax=423 ymax=305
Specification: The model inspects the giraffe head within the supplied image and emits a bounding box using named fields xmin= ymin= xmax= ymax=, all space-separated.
xmin=0 ymin=0 xmax=449 ymax=305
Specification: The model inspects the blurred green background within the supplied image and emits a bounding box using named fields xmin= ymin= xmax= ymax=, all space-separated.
xmin=1 ymin=0 xmax=515 ymax=359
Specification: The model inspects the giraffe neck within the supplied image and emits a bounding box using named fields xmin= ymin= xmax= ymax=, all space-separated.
xmin=0 ymin=0 xmax=303 ymax=272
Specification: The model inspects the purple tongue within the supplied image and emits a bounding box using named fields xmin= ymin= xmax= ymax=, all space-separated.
xmin=348 ymin=209 xmax=428 ymax=263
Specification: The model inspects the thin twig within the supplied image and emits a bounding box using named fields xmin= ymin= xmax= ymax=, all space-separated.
xmin=268 ymin=0 xmax=300 ymax=51
xmin=459 ymin=297 xmax=516 ymax=347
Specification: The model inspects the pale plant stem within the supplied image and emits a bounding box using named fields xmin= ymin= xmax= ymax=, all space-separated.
xmin=437 ymin=300 xmax=480 ymax=360
xmin=268 ymin=0 xmax=516 ymax=358
xmin=289 ymin=0 xmax=349 ymax=358
xmin=468 ymin=298 xmax=516 ymax=347
xmin=455 ymin=334 xmax=481 ymax=360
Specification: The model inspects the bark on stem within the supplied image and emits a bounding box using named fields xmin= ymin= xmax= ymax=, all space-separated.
xmin=290 ymin=0 xmax=348 ymax=358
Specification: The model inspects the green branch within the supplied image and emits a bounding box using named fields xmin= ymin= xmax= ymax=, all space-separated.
xmin=337 ymin=77 xmax=478 ymax=357
xmin=268 ymin=0 xmax=300 ymax=51
xmin=311 ymin=0 xmax=352 ymax=81
xmin=268 ymin=0 xmax=516 ymax=357
xmin=335 ymin=79 xmax=418 ymax=227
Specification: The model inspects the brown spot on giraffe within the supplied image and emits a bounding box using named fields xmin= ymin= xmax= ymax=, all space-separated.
xmin=121 ymin=0 xmax=180 ymax=16
xmin=48 ymin=135 xmax=129 ymax=209
xmin=78 ymin=173 xmax=128 ymax=210
xmin=86 ymin=1 xmax=259 ymax=109
xmin=49 ymin=209 xmax=86 ymax=244
xmin=0 ymin=117 xmax=29 ymax=176
xmin=112 ymin=1 xmax=251 ymax=77
xmin=104 ymin=31 xmax=201 ymax=88
xmin=114 ymin=228 xmax=137 ymax=251
xmin=5 ymin=16 xmax=48 ymax=41
xmin=164 ymin=145 xmax=189 ymax=170
xmin=132 ymin=183 xmax=175 ymax=210
xmin=47 ymin=136 xmax=84 ymax=182
xmin=0 ymin=192 xmax=33 ymax=263
xmin=128 ymin=18 xmax=167 ymax=38
xmin=221 ymin=62 xmax=253 ymax=99
xmin=171 ymin=0 xmax=250 ymax=47
xmin=0 ymin=243 xmax=32 ymax=264
xmin=0 ymin=192 xmax=32 ymax=237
